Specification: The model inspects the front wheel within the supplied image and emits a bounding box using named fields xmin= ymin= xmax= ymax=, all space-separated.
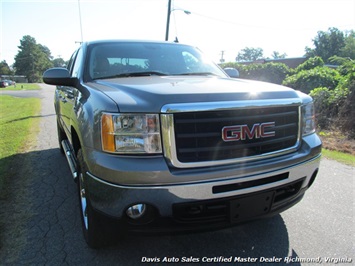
xmin=77 ymin=149 xmax=108 ymax=248
xmin=57 ymin=118 xmax=66 ymax=154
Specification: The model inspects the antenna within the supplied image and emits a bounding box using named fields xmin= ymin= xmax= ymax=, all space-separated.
xmin=78 ymin=0 xmax=84 ymax=43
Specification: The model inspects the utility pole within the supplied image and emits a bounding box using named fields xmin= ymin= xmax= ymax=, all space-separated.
xmin=220 ymin=50 xmax=225 ymax=63
xmin=165 ymin=0 xmax=172 ymax=41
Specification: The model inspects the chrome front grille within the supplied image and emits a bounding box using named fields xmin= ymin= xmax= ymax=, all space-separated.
xmin=161 ymin=100 xmax=301 ymax=168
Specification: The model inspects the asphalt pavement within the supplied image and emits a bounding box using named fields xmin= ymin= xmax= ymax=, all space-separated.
xmin=0 ymin=84 xmax=353 ymax=265
xmin=0 ymin=89 xmax=43 ymax=98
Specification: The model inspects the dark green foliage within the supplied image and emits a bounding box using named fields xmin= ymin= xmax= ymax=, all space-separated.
xmin=52 ymin=57 xmax=66 ymax=67
xmin=242 ymin=63 xmax=291 ymax=84
xmin=220 ymin=62 xmax=291 ymax=85
xmin=305 ymin=27 xmax=346 ymax=63
xmin=329 ymin=56 xmax=355 ymax=77
xmin=0 ymin=61 xmax=13 ymax=75
xmin=309 ymin=58 xmax=355 ymax=138
xmin=296 ymin=56 xmax=324 ymax=72
xmin=310 ymin=87 xmax=349 ymax=127
xmin=271 ymin=51 xmax=287 ymax=59
xmin=305 ymin=28 xmax=355 ymax=63
xmin=225 ymin=28 xmax=354 ymax=139
xmin=283 ymin=65 xmax=340 ymax=94
xmin=13 ymin=35 xmax=53 ymax=83
xmin=236 ymin=47 xmax=264 ymax=62
xmin=223 ymin=54 xmax=354 ymax=138
xmin=339 ymin=80 xmax=355 ymax=138
xmin=340 ymin=30 xmax=355 ymax=59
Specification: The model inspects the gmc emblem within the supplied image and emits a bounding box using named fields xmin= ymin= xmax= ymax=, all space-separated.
xmin=222 ymin=122 xmax=276 ymax=142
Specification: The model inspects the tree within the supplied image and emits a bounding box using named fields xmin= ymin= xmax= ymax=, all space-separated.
xmin=236 ymin=47 xmax=264 ymax=62
xmin=0 ymin=60 xmax=13 ymax=75
xmin=13 ymin=35 xmax=53 ymax=82
xmin=340 ymin=30 xmax=355 ymax=59
xmin=305 ymin=27 xmax=345 ymax=63
xmin=271 ymin=51 xmax=287 ymax=59
xmin=52 ymin=57 xmax=66 ymax=67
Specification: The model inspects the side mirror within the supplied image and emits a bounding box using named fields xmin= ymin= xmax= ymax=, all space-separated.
xmin=43 ymin=68 xmax=76 ymax=86
xmin=224 ymin=67 xmax=239 ymax=78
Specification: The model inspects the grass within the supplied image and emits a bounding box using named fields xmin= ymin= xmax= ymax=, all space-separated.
xmin=0 ymin=95 xmax=41 ymax=199
xmin=322 ymin=148 xmax=355 ymax=166
xmin=0 ymin=95 xmax=41 ymax=262
xmin=0 ymin=83 xmax=41 ymax=91
xmin=319 ymin=130 xmax=355 ymax=166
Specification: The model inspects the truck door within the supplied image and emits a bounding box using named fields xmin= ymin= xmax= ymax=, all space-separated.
xmin=57 ymin=49 xmax=79 ymax=138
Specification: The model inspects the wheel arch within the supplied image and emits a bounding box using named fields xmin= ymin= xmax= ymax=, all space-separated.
xmin=71 ymin=126 xmax=81 ymax=157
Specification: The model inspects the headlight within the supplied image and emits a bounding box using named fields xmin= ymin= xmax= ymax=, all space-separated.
xmin=302 ymin=102 xmax=316 ymax=136
xmin=101 ymin=113 xmax=162 ymax=154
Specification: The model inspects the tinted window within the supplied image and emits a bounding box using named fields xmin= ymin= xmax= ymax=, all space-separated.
xmin=71 ymin=48 xmax=83 ymax=78
xmin=87 ymin=42 xmax=226 ymax=79
xmin=67 ymin=50 xmax=78 ymax=73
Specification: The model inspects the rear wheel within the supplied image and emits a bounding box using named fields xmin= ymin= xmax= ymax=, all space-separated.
xmin=77 ymin=149 xmax=107 ymax=248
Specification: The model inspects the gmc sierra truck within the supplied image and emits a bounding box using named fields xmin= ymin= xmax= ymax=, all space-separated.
xmin=43 ymin=40 xmax=322 ymax=248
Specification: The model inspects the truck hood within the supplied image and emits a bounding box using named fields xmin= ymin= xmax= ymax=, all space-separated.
xmin=86 ymin=76 xmax=301 ymax=113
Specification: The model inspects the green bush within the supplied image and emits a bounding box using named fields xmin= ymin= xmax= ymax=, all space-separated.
xmin=243 ymin=63 xmax=290 ymax=84
xmin=310 ymin=87 xmax=349 ymax=127
xmin=337 ymin=74 xmax=355 ymax=138
xmin=282 ymin=66 xmax=340 ymax=94
xmin=222 ymin=56 xmax=354 ymax=138
xmin=296 ymin=56 xmax=324 ymax=72
xmin=308 ymin=57 xmax=355 ymax=138
xmin=309 ymin=87 xmax=332 ymax=128
xmin=332 ymin=57 xmax=355 ymax=91
xmin=220 ymin=62 xmax=291 ymax=85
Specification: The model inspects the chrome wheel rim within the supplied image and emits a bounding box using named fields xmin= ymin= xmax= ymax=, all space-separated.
xmin=79 ymin=173 xmax=89 ymax=230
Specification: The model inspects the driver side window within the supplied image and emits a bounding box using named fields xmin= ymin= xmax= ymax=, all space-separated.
xmin=71 ymin=48 xmax=83 ymax=78
xmin=67 ymin=51 xmax=77 ymax=74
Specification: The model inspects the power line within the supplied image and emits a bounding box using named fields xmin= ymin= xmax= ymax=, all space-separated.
xmin=188 ymin=10 xmax=354 ymax=32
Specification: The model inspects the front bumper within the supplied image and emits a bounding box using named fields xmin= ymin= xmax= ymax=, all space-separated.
xmin=86 ymin=153 xmax=320 ymax=231
xmin=83 ymin=132 xmax=321 ymax=231
xmin=98 ymin=182 xmax=310 ymax=234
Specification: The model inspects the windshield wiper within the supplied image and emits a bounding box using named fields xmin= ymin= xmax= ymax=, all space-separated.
xmin=176 ymin=72 xmax=218 ymax=76
xmin=94 ymin=71 xmax=168 ymax=80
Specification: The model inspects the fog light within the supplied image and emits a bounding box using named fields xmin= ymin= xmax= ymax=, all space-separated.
xmin=126 ymin=204 xmax=146 ymax=219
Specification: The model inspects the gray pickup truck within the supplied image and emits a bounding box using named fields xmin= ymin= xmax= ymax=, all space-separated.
xmin=43 ymin=40 xmax=322 ymax=248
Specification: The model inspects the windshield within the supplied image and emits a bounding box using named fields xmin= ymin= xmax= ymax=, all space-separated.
xmin=87 ymin=42 xmax=227 ymax=80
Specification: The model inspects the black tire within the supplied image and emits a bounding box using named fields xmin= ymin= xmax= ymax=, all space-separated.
xmin=77 ymin=149 xmax=107 ymax=248
xmin=57 ymin=119 xmax=66 ymax=154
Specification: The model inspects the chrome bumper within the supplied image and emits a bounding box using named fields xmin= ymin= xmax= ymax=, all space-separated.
xmin=86 ymin=154 xmax=321 ymax=219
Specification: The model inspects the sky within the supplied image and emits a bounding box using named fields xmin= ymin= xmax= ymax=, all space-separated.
xmin=1 ymin=0 xmax=354 ymax=66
